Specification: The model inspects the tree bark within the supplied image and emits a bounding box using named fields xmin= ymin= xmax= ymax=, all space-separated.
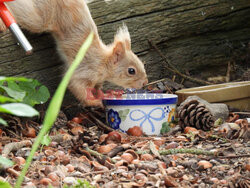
xmin=0 ymin=0 xmax=249 ymax=99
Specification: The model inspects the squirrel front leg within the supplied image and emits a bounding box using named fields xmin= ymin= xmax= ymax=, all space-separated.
xmin=68 ymin=78 xmax=103 ymax=108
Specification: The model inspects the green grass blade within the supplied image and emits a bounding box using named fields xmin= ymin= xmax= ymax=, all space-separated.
xmin=0 ymin=118 xmax=7 ymax=126
xmin=15 ymin=32 xmax=94 ymax=188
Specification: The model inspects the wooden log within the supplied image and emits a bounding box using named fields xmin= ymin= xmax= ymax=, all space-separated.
xmin=0 ymin=0 xmax=249 ymax=99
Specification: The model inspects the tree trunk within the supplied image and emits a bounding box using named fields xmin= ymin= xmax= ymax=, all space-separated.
xmin=0 ymin=0 xmax=249 ymax=100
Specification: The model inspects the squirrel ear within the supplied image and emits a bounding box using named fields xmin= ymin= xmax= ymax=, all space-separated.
xmin=111 ymin=41 xmax=125 ymax=64
xmin=124 ymin=39 xmax=131 ymax=50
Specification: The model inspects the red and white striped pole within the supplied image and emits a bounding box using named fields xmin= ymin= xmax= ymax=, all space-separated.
xmin=0 ymin=0 xmax=33 ymax=55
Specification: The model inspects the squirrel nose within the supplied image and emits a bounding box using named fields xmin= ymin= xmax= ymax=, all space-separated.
xmin=143 ymin=79 xmax=148 ymax=86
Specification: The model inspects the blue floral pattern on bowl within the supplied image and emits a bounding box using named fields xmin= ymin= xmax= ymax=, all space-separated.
xmin=107 ymin=109 xmax=121 ymax=129
xmin=129 ymin=107 xmax=165 ymax=132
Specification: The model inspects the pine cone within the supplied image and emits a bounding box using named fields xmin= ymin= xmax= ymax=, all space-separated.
xmin=178 ymin=100 xmax=215 ymax=131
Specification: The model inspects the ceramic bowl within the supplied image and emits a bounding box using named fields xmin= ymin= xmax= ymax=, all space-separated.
xmin=103 ymin=93 xmax=178 ymax=135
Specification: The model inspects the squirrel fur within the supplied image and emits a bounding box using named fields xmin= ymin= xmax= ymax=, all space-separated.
xmin=0 ymin=0 xmax=148 ymax=107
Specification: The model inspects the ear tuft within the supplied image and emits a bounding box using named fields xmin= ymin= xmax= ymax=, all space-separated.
xmin=115 ymin=24 xmax=131 ymax=50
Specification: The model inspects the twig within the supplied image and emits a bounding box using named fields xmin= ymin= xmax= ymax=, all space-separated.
xmin=2 ymin=140 xmax=32 ymax=158
xmin=149 ymin=141 xmax=161 ymax=158
xmin=6 ymin=168 xmax=30 ymax=182
xmin=172 ymin=75 xmax=176 ymax=82
xmin=226 ymin=61 xmax=231 ymax=82
xmin=107 ymin=146 xmax=125 ymax=158
xmin=85 ymin=147 xmax=116 ymax=163
xmin=232 ymin=112 xmax=250 ymax=115
xmin=137 ymin=148 xmax=216 ymax=156
xmin=218 ymin=154 xmax=250 ymax=159
xmin=2 ymin=134 xmax=71 ymax=157
xmin=88 ymin=113 xmax=114 ymax=132
xmin=165 ymin=85 xmax=173 ymax=94
xmin=74 ymin=169 xmax=116 ymax=177
xmin=148 ymin=40 xmax=212 ymax=85
xmin=144 ymin=78 xmax=166 ymax=87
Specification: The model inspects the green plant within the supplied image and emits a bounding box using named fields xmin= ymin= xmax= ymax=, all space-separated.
xmin=0 ymin=181 xmax=12 ymax=188
xmin=0 ymin=77 xmax=50 ymax=106
xmin=0 ymin=155 xmax=14 ymax=168
xmin=40 ymin=134 xmax=52 ymax=152
xmin=15 ymin=32 xmax=94 ymax=188
xmin=0 ymin=77 xmax=50 ymax=125
xmin=160 ymin=122 xmax=171 ymax=134
xmin=0 ymin=156 xmax=14 ymax=188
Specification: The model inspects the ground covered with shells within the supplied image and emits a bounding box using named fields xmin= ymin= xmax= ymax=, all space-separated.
xmin=0 ymin=103 xmax=249 ymax=187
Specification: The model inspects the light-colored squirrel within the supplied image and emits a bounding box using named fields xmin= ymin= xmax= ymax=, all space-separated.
xmin=0 ymin=0 xmax=148 ymax=107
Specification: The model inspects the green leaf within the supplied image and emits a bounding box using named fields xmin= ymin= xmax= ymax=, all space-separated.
xmin=7 ymin=80 xmax=22 ymax=92
xmin=160 ymin=122 xmax=171 ymax=134
xmin=0 ymin=103 xmax=39 ymax=117
xmin=0 ymin=181 xmax=12 ymax=188
xmin=41 ymin=134 xmax=51 ymax=146
xmin=0 ymin=118 xmax=7 ymax=126
xmin=0 ymin=95 xmax=18 ymax=103
xmin=214 ymin=118 xmax=223 ymax=126
xmin=0 ymin=85 xmax=25 ymax=101
xmin=0 ymin=155 xmax=14 ymax=168
xmin=11 ymin=80 xmax=50 ymax=106
xmin=15 ymin=32 xmax=94 ymax=188
xmin=2 ymin=79 xmax=50 ymax=106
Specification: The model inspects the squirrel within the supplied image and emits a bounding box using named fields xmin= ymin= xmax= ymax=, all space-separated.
xmin=0 ymin=0 xmax=148 ymax=107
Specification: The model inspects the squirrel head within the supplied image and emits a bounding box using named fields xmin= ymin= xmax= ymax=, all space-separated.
xmin=107 ymin=25 xmax=148 ymax=89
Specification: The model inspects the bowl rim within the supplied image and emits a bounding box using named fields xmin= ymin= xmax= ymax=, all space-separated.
xmin=103 ymin=93 xmax=178 ymax=105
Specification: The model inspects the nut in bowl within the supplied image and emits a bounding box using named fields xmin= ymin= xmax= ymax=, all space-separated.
xmin=103 ymin=93 xmax=178 ymax=135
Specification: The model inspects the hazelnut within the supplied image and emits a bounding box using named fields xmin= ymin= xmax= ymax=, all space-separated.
xmin=105 ymin=131 xmax=121 ymax=144
xmin=127 ymin=126 xmax=143 ymax=136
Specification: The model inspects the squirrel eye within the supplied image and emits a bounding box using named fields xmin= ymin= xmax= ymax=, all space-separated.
xmin=128 ymin=68 xmax=136 ymax=75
